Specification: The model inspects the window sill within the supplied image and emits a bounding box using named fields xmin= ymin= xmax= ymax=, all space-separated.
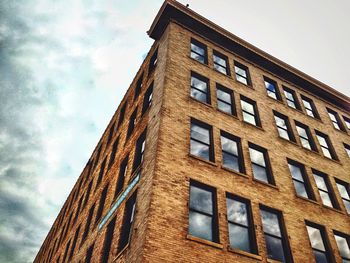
xmin=213 ymin=68 xmax=232 ymax=78
xmin=217 ymin=109 xmax=239 ymax=120
xmin=321 ymin=155 xmax=342 ymax=165
xmin=266 ymin=95 xmax=284 ymax=105
xmin=332 ymin=126 xmax=348 ymax=135
xmin=252 ymin=178 xmax=279 ymax=190
xmin=267 ymin=259 xmax=283 ymax=263
xmin=234 ymin=79 xmax=254 ymax=89
xmin=186 ymin=234 xmax=223 ymax=249
xmin=189 ymin=96 xmax=213 ymax=109
xmin=277 ymin=136 xmax=298 ymax=147
xmin=227 ymin=247 xmax=262 ymax=261
xmin=321 ymin=204 xmax=345 ymax=215
xmin=113 ymin=244 xmax=130 ymax=261
xmin=221 ymin=165 xmax=248 ymax=179
xmin=300 ymin=146 xmax=320 ymax=156
xmin=188 ymin=154 xmax=217 ymax=167
xmin=241 ymin=120 xmax=264 ymax=132
xmin=295 ymin=195 xmax=319 ymax=206
xmin=188 ymin=55 xmax=210 ymax=68
xmin=286 ymin=105 xmax=304 ymax=115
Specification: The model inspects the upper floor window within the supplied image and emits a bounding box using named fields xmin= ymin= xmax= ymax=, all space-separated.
xmin=234 ymin=61 xmax=251 ymax=86
xmin=248 ymin=143 xmax=274 ymax=184
xmin=240 ymin=96 xmax=261 ymax=127
xmin=81 ymin=203 xmax=95 ymax=246
xmin=220 ymin=131 xmax=244 ymax=173
xmin=142 ymin=83 xmax=153 ymax=115
xmin=132 ymin=129 xmax=146 ymax=172
xmin=190 ymin=38 xmax=207 ymax=64
xmin=85 ymin=243 xmax=95 ymax=263
xmin=283 ymin=87 xmax=301 ymax=110
xmin=190 ymin=72 xmax=210 ymax=104
xmin=295 ymin=121 xmax=318 ymax=152
xmin=313 ymin=170 xmax=338 ymax=208
xmin=301 ymin=95 xmax=319 ymax=119
xmin=306 ymin=222 xmax=333 ymax=263
xmin=327 ymin=108 xmax=346 ymax=132
xmin=134 ymin=73 xmax=143 ymax=101
xmin=117 ymin=103 xmax=127 ymax=128
xmin=148 ymin=48 xmax=158 ymax=74
xmin=126 ymin=107 xmax=138 ymax=139
xmin=264 ymin=76 xmax=281 ymax=100
xmin=101 ymin=217 xmax=116 ymax=263
xmin=315 ymin=131 xmax=338 ymax=160
xmin=188 ymin=181 xmax=218 ymax=242
xmin=106 ymin=122 xmax=115 ymax=146
xmin=287 ymin=159 xmax=314 ymax=200
xmin=190 ymin=119 xmax=214 ymax=162
xmin=335 ymin=179 xmax=350 ymax=214
xmin=273 ymin=111 xmax=295 ymax=142
xmin=108 ymin=137 xmax=119 ymax=170
xmin=343 ymin=116 xmax=350 ymax=130
xmin=333 ymin=231 xmax=350 ymax=263
xmin=213 ymin=50 xmax=229 ymax=75
xmin=260 ymin=206 xmax=292 ymax=262
xmin=115 ymin=156 xmax=128 ymax=199
xmin=344 ymin=143 xmax=350 ymax=158
xmin=216 ymin=84 xmax=235 ymax=115
xmin=95 ymin=183 xmax=109 ymax=226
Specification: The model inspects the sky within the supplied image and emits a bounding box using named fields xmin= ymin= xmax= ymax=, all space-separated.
xmin=0 ymin=0 xmax=349 ymax=262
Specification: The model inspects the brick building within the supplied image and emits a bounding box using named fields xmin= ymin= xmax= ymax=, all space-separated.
xmin=35 ymin=1 xmax=350 ymax=262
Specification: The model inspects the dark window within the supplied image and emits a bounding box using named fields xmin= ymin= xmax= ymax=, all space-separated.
xmin=327 ymin=108 xmax=346 ymax=131
xmin=115 ymin=156 xmax=128 ymax=199
xmin=117 ymin=190 xmax=137 ymax=252
xmin=283 ymin=87 xmax=301 ymax=110
xmin=190 ymin=38 xmax=207 ymax=64
xmin=83 ymin=180 xmax=93 ymax=209
xmin=117 ymin=103 xmax=127 ymax=128
xmin=306 ymin=222 xmax=333 ymax=263
xmin=221 ymin=131 xmax=244 ymax=173
xmin=234 ymin=61 xmax=251 ymax=86
xmin=68 ymin=224 xmax=81 ymax=260
xmin=249 ymin=143 xmax=274 ymax=184
xmin=134 ymin=73 xmax=143 ymax=101
xmin=333 ymin=231 xmax=350 ymax=262
xmin=240 ymin=96 xmax=261 ymax=127
xmin=85 ymin=160 xmax=93 ymax=183
xmin=74 ymin=194 xmax=83 ymax=223
xmin=273 ymin=111 xmax=295 ymax=142
xmin=190 ymin=72 xmax=210 ymax=104
xmin=344 ymin=143 xmax=350 ymax=158
xmin=93 ymin=145 xmax=103 ymax=170
xmin=301 ymin=95 xmax=319 ymax=118
xmin=315 ymin=131 xmax=338 ymax=160
xmin=264 ymin=76 xmax=281 ymax=100
xmin=85 ymin=243 xmax=94 ymax=263
xmin=287 ymin=159 xmax=314 ymax=200
xmin=216 ymin=84 xmax=235 ymax=115
xmin=101 ymin=217 xmax=116 ymax=263
xmin=313 ymin=170 xmax=338 ymax=208
xmin=335 ymin=179 xmax=350 ymax=214
xmin=106 ymin=122 xmax=115 ymax=146
xmin=132 ymin=129 xmax=146 ymax=172
xmin=226 ymin=194 xmax=257 ymax=253
xmin=81 ymin=203 xmax=95 ymax=247
xmin=62 ymin=239 xmax=71 ymax=263
xmin=213 ymin=50 xmax=229 ymax=75
xmin=295 ymin=121 xmax=317 ymax=151
xmin=108 ymin=137 xmax=119 ymax=170
xmin=188 ymin=181 xmax=219 ymax=242
xmin=148 ymin=48 xmax=158 ymax=74
xmin=260 ymin=206 xmax=292 ymax=262
xmin=343 ymin=116 xmax=350 ymax=130
xmin=190 ymin=119 xmax=214 ymax=162
xmin=126 ymin=108 xmax=138 ymax=139
xmin=142 ymin=83 xmax=153 ymax=115
xmin=95 ymin=184 xmax=109 ymax=226
xmin=95 ymin=157 xmax=107 ymax=189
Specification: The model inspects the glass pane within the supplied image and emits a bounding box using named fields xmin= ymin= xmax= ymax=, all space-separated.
xmin=301 ymin=138 xmax=312 ymax=150
xmin=344 ymin=200 xmax=350 ymax=214
xmin=306 ymin=226 xmax=326 ymax=251
xmin=221 ymin=136 xmax=238 ymax=155
xmin=345 ymin=120 xmax=350 ymax=129
xmin=218 ymin=101 xmax=232 ymax=114
xmin=320 ymin=191 xmax=333 ymax=207
xmin=235 ymin=66 xmax=247 ymax=77
xmin=191 ymin=88 xmax=207 ymax=103
xmin=228 ymin=224 xmax=251 ymax=252
xmin=190 ymin=52 xmax=205 ymax=63
xmin=288 ymin=164 xmax=304 ymax=181
xmin=217 ymin=89 xmax=231 ymax=103
xmin=313 ymin=250 xmax=329 ymax=263
xmin=278 ymin=128 xmax=290 ymax=140
xmin=264 ymin=81 xmax=276 ymax=92
xmin=284 ymin=90 xmax=294 ymax=101
xmin=189 ymin=211 xmax=212 ymax=241
xmin=191 ymin=76 xmax=207 ymax=92
xmin=293 ymin=180 xmax=309 ymax=199
xmin=214 ymin=64 xmax=227 ymax=75
xmin=302 ymin=99 xmax=312 ymax=109
xmin=306 ymin=108 xmax=315 ymax=117
xmin=223 ymin=152 xmax=240 ymax=172
xmin=242 ymin=112 xmax=256 ymax=125
xmin=241 ymin=100 xmax=254 ymax=114
xmin=226 ymin=198 xmax=248 ymax=226
xmin=337 ymin=183 xmax=350 ymax=200
xmin=265 ymin=235 xmax=286 ymax=262
xmin=260 ymin=210 xmax=282 ymax=237
xmin=267 ymin=90 xmax=277 ymax=99
xmin=189 ymin=185 xmax=213 ymax=214
xmin=274 ymin=115 xmax=287 ymax=129
xmin=333 ymin=121 xmax=340 ymax=130
xmin=335 ymin=234 xmax=350 ymax=259
xmin=287 ymin=100 xmax=296 ymax=109
xmin=321 ymin=147 xmax=332 ymax=159
xmin=249 ymin=147 xmax=265 ymax=167
xmin=328 ymin=112 xmax=337 ymax=122
xmin=316 ymin=135 xmax=328 ymax=148
xmin=345 ymin=147 xmax=350 ymax=158
xmin=252 ymin=164 xmax=269 ymax=183
xmin=213 ymin=55 xmax=226 ymax=67
xmin=313 ymin=174 xmax=328 ymax=191
xmin=191 ymin=43 xmax=205 ymax=55
xmin=190 ymin=140 xmax=209 ymax=160
xmin=236 ymin=75 xmax=248 ymax=85
xmin=296 ymin=126 xmax=307 ymax=138
xmin=191 ymin=124 xmax=210 ymax=144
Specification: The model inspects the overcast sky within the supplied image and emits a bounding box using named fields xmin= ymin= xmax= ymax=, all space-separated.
xmin=0 ymin=0 xmax=349 ymax=262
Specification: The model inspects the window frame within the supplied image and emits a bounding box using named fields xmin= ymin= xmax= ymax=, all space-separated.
xmin=312 ymin=169 xmax=339 ymax=209
xmin=273 ymin=111 xmax=296 ymax=142
xmin=216 ymin=84 xmax=236 ymax=116
xmin=101 ymin=216 xmax=116 ymax=263
xmin=190 ymin=118 xmax=215 ymax=162
xmin=240 ymin=96 xmax=261 ymax=127
xmin=335 ymin=179 xmax=350 ymax=214
xmin=343 ymin=116 xmax=350 ymax=130
xmin=295 ymin=121 xmax=318 ymax=152
xmin=327 ymin=108 xmax=346 ymax=132
xmin=248 ymin=143 xmax=274 ymax=185
xmin=117 ymin=103 xmax=127 ymax=128
xmin=333 ymin=230 xmax=350 ymax=262
xmin=220 ymin=131 xmax=245 ymax=173
xmin=126 ymin=107 xmax=138 ymax=139
xmin=190 ymin=72 xmax=210 ymax=104
xmin=344 ymin=143 xmax=350 ymax=158
xmin=108 ymin=137 xmax=120 ymax=170
xmin=134 ymin=73 xmax=144 ymax=101
xmin=190 ymin=38 xmax=208 ymax=64
xmin=234 ymin=61 xmax=251 ymax=86
xmin=213 ymin=50 xmax=230 ymax=75
xmin=263 ymin=76 xmax=282 ymax=101
xmin=132 ymin=129 xmax=147 ymax=173
xmin=315 ymin=130 xmax=338 ymax=160
xmin=283 ymin=86 xmax=301 ymax=110
xmin=115 ymin=155 xmax=129 ymax=199
xmin=148 ymin=48 xmax=158 ymax=74
xmin=141 ymin=82 xmax=153 ymax=115
xmin=301 ymin=95 xmax=319 ymax=119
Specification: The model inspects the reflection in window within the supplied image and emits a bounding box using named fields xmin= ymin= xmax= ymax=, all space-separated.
xmin=273 ymin=111 xmax=295 ymax=142
xmin=132 ymin=129 xmax=147 ymax=172
xmin=335 ymin=179 xmax=350 ymax=214
xmin=295 ymin=122 xmax=317 ymax=151
xmin=213 ymin=51 xmax=229 ymax=75
xmin=191 ymin=73 xmax=210 ymax=104
xmin=221 ymin=132 xmax=244 ymax=173
xmin=313 ymin=170 xmax=337 ymax=208
xmin=127 ymin=107 xmax=138 ymax=139
xmin=315 ymin=131 xmax=337 ymax=160
xmin=301 ymin=95 xmax=319 ymax=119
xmin=306 ymin=222 xmax=332 ymax=263
xmin=115 ymin=156 xmax=128 ymax=199
xmin=142 ymin=83 xmax=153 ymax=115
xmin=249 ymin=143 xmax=273 ymax=184
xmin=134 ymin=73 xmax=143 ymax=101
xmin=148 ymin=48 xmax=158 ymax=74
xmin=216 ymin=85 xmax=235 ymax=115
xmin=343 ymin=116 xmax=350 ymax=130
xmin=334 ymin=231 xmax=350 ymax=263
xmin=287 ymin=160 xmax=314 ymax=200
xmin=190 ymin=120 xmax=214 ymax=161
xmin=264 ymin=77 xmax=281 ymax=100
xmin=283 ymin=87 xmax=301 ymax=110
xmin=190 ymin=38 xmax=207 ymax=64
xmin=240 ymin=96 xmax=260 ymax=127
xmin=189 ymin=181 xmax=218 ymax=242
xmin=234 ymin=61 xmax=250 ymax=85
xmin=327 ymin=108 xmax=346 ymax=131
xmin=344 ymin=143 xmax=350 ymax=158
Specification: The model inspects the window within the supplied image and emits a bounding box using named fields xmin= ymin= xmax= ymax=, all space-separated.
xmin=343 ymin=116 xmax=350 ymax=130
xmin=62 ymin=239 xmax=71 ymax=263
xmin=306 ymin=222 xmax=333 ymax=263
xmin=216 ymin=84 xmax=235 ymax=115
xmin=344 ymin=143 xmax=350 ymax=158
xmin=287 ymin=160 xmax=314 ymax=200
xmin=126 ymin=108 xmax=137 ymax=138
xmin=327 ymin=108 xmax=346 ymax=131
xmin=81 ymin=203 xmax=95 ymax=247
xmin=213 ymin=50 xmax=229 ymax=75
xmin=313 ymin=170 xmax=338 ymax=208
xmin=273 ymin=111 xmax=295 ymax=142
xmin=240 ymin=96 xmax=261 ymax=127
xmin=106 ymin=122 xmax=115 ymax=146
xmin=117 ymin=103 xmax=127 ymax=128
xmin=226 ymin=194 xmax=257 ymax=254
xmin=190 ymin=72 xmax=210 ymax=104
xmin=68 ymin=224 xmax=80 ymax=260
xmin=115 ymin=156 xmax=128 ymax=199
xmin=190 ymin=119 xmax=214 ymax=162
xmin=83 ymin=180 xmax=93 ymax=209
xmin=95 ymin=157 xmax=107 ymax=189
xmin=95 ymin=184 xmax=109 ymax=226
xmin=101 ymin=217 xmax=116 ymax=263
xmin=117 ymin=190 xmax=137 ymax=252
xmin=134 ymin=73 xmax=143 ymax=101
xmin=301 ymin=95 xmax=319 ymax=119
xmin=93 ymin=145 xmax=102 ymax=170
xmin=73 ymin=194 xmax=84 ymax=224
xmin=264 ymin=77 xmax=281 ymax=100
xmin=283 ymin=87 xmax=301 ymax=110
xmin=85 ymin=243 xmax=95 ymax=263
xmin=188 ymin=181 xmax=218 ymax=242
xmin=234 ymin=61 xmax=251 ymax=85
xmin=142 ymin=83 xmax=153 ymax=115
xmin=220 ymin=131 xmax=244 ymax=173
xmin=249 ymin=143 xmax=274 ymax=184
xmin=315 ymin=131 xmax=338 ymax=160
xmin=333 ymin=231 xmax=350 ymax=263
xmin=190 ymin=38 xmax=207 ymax=64
xmin=335 ymin=179 xmax=350 ymax=214
xmin=132 ymin=129 xmax=146 ymax=172
xmin=108 ymin=137 xmax=119 ymax=170
xmin=148 ymin=48 xmax=158 ymax=74
xmin=295 ymin=121 xmax=317 ymax=151
xmin=260 ymin=206 xmax=292 ymax=262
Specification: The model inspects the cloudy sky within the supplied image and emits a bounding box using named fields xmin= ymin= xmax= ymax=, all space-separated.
xmin=0 ymin=0 xmax=349 ymax=262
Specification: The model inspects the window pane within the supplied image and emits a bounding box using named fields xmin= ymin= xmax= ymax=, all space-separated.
xmin=303 ymin=99 xmax=312 ymax=109
xmin=223 ymin=152 xmax=240 ymax=172
xmin=249 ymin=148 xmax=265 ymax=167
xmin=189 ymin=211 xmax=212 ymax=241
xmin=191 ymin=88 xmax=207 ymax=103
xmin=218 ymin=101 xmax=232 ymax=114
xmin=226 ymin=199 xmax=248 ymax=226
xmin=337 ymin=184 xmax=350 ymax=199
xmin=191 ymin=43 xmax=204 ymax=55
xmin=190 ymin=140 xmax=209 ymax=160
xmin=296 ymin=126 xmax=307 ymax=138
xmin=274 ymin=116 xmax=287 ymax=129
xmin=217 ymin=89 xmax=231 ymax=103
xmin=316 ymin=135 xmax=328 ymax=148
xmin=320 ymin=191 xmax=333 ymax=207
xmin=191 ymin=52 xmax=204 ymax=63
xmin=221 ymin=136 xmax=238 ymax=155
xmin=267 ymin=90 xmax=277 ymax=99
xmin=321 ymin=147 xmax=332 ymax=159
xmin=278 ymin=128 xmax=290 ymax=140
xmin=191 ymin=76 xmax=207 ymax=92
xmin=190 ymin=185 xmax=213 ymax=214
xmin=265 ymin=235 xmax=286 ymax=262
xmin=261 ymin=210 xmax=282 ymax=237
xmin=345 ymin=200 xmax=350 ymax=214
xmin=236 ymin=75 xmax=248 ymax=85
xmin=235 ymin=66 xmax=247 ymax=77
xmin=306 ymin=108 xmax=315 ymax=117
xmin=242 ymin=112 xmax=256 ymax=125
xmin=306 ymin=226 xmax=326 ymax=251
xmin=335 ymin=234 xmax=350 ymax=259
xmin=214 ymin=64 xmax=227 ymax=74
xmin=286 ymin=100 xmax=296 ymax=109
xmin=264 ymin=81 xmax=276 ymax=92
xmin=191 ymin=124 xmax=209 ymax=144
xmin=241 ymin=100 xmax=254 ymax=114
xmin=313 ymin=250 xmax=329 ymax=263
xmin=252 ymin=164 xmax=268 ymax=183
xmin=293 ymin=180 xmax=309 ymax=199
xmin=229 ymin=224 xmax=250 ymax=252
xmin=301 ymin=138 xmax=312 ymax=150
xmin=284 ymin=90 xmax=294 ymax=101
xmin=313 ymin=174 xmax=328 ymax=191
xmin=213 ymin=55 xmax=226 ymax=67
xmin=288 ymin=164 xmax=304 ymax=181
